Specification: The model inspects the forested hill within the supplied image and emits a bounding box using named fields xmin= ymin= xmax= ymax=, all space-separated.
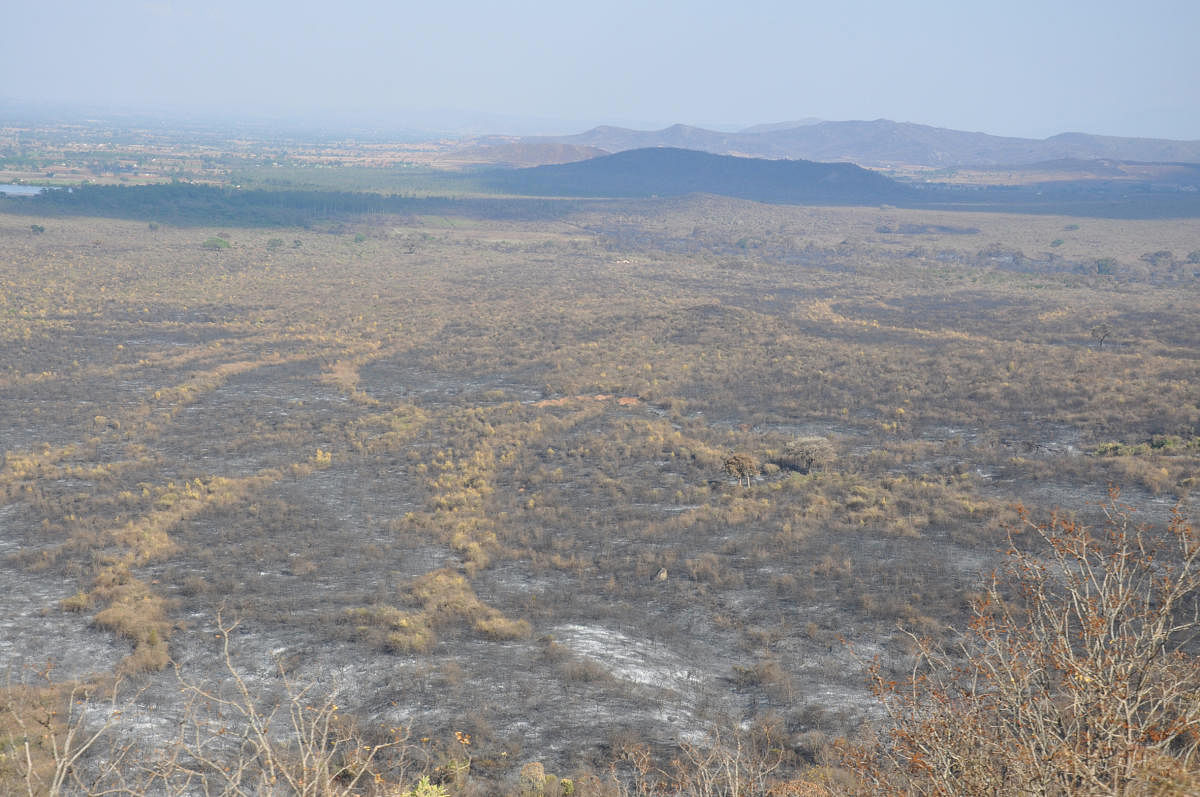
xmin=486 ymin=147 xmax=913 ymax=204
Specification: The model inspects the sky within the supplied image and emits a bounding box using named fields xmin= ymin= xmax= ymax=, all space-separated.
xmin=3 ymin=0 xmax=1199 ymax=140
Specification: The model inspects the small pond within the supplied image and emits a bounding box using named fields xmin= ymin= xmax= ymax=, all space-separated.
xmin=0 ymin=184 xmax=46 ymax=196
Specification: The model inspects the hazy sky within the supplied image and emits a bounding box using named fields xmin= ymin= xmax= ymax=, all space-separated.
xmin=4 ymin=0 xmax=1198 ymax=139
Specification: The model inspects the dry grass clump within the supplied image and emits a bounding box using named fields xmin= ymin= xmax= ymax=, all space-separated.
xmin=90 ymin=594 xmax=171 ymax=673
xmin=86 ymin=560 xmax=171 ymax=673
xmin=473 ymin=614 xmax=532 ymax=641
xmin=347 ymin=568 xmax=530 ymax=654
xmin=345 ymin=605 xmax=436 ymax=654
xmin=409 ymin=568 xmax=532 ymax=641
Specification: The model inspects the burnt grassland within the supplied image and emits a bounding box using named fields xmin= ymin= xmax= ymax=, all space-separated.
xmin=1 ymin=195 xmax=1198 ymax=792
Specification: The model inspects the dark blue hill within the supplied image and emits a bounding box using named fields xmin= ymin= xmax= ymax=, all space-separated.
xmin=486 ymin=147 xmax=913 ymax=205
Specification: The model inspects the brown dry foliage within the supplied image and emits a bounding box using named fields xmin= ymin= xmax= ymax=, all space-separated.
xmin=841 ymin=490 xmax=1200 ymax=795
xmin=722 ymin=454 xmax=760 ymax=488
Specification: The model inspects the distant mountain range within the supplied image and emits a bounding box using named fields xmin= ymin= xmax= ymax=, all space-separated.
xmin=484 ymin=147 xmax=910 ymax=204
xmin=525 ymin=120 xmax=1200 ymax=168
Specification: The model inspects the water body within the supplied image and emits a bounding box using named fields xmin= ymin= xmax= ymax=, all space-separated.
xmin=0 ymin=184 xmax=45 ymax=196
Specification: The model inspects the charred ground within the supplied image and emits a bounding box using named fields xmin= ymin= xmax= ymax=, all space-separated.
xmin=1 ymin=146 xmax=1199 ymax=790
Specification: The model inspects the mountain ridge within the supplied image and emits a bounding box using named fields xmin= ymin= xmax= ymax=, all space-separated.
xmin=529 ymin=119 xmax=1200 ymax=168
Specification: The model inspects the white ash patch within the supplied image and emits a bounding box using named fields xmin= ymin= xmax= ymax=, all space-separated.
xmin=551 ymin=624 xmax=695 ymax=689
xmin=0 ymin=567 xmax=124 ymax=680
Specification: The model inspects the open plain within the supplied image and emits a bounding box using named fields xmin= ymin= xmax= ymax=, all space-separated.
xmin=2 ymin=143 xmax=1199 ymax=790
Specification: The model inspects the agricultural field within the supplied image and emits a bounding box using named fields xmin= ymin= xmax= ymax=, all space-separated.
xmin=0 ymin=120 xmax=464 ymax=187
xmin=1 ymin=174 xmax=1199 ymax=791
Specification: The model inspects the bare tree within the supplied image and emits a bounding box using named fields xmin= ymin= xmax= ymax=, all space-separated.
xmin=1 ymin=617 xmax=419 ymax=796
xmin=842 ymin=491 xmax=1200 ymax=795
xmin=610 ymin=723 xmax=789 ymax=797
xmin=0 ymin=675 xmax=136 ymax=796
xmin=145 ymin=613 xmax=413 ymax=796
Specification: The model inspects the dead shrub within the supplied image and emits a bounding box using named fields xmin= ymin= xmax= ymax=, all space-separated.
xmin=776 ymin=437 xmax=836 ymax=474
xmin=841 ymin=492 xmax=1200 ymax=795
